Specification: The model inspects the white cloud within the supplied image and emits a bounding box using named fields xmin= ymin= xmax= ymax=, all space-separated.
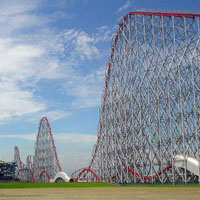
xmin=0 ymin=80 xmax=46 ymax=124
xmin=34 ymin=27 xmax=106 ymax=109
xmin=0 ymin=0 xmax=109 ymax=124
xmin=0 ymin=1 xmax=47 ymax=36
xmin=0 ymin=1 xmax=49 ymax=124
xmin=75 ymin=31 xmax=99 ymax=60
xmin=0 ymin=38 xmax=44 ymax=81
xmin=0 ymin=133 xmax=96 ymax=144
xmin=27 ymin=110 xmax=71 ymax=123
xmin=118 ymin=0 xmax=131 ymax=13
xmin=63 ymin=29 xmax=100 ymax=60
xmin=54 ymin=133 xmax=96 ymax=144
xmin=54 ymin=133 xmax=96 ymax=174
xmin=96 ymin=26 xmax=113 ymax=42
xmin=0 ymin=0 xmax=108 ymax=174
xmin=0 ymin=134 xmax=35 ymax=141
xmin=0 ymin=0 xmax=38 ymax=16
xmin=0 ymin=1 xmax=66 ymax=124
xmin=0 ymin=35 xmax=46 ymax=124
xmin=59 ymin=153 xmax=91 ymax=175
xmin=43 ymin=110 xmax=72 ymax=121
xmin=65 ymin=67 xmax=105 ymax=109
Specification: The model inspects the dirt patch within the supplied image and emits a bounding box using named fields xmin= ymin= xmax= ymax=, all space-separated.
xmin=0 ymin=187 xmax=200 ymax=200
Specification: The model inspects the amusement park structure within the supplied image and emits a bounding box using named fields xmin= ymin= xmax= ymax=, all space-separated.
xmin=0 ymin=160 xmax=17 ymax=181
xmin=10 ymin=10 xmax=200 ymax=184
xmin=14 ymin=117 xmax=70 ymax=182
xmin=71 ymin=11 xmax=200 ymax=184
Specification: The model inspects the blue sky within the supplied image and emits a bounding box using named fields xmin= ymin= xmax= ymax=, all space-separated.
xmin=0 ymin=0 xmax=200 ymax=175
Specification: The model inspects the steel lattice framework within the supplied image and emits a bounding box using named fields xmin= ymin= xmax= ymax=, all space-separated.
xmin=72 ymin=11 xmax=200 ymax=184
xmin=14 ymin=117 xmax=61 ymax=182
xmin=14 ymin=146 xmax=35 ymax=182
xmin=34 ymin=117 xmax=62 ymax=182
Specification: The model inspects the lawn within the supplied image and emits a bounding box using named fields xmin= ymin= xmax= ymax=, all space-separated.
xmin=122 ymin=183 xmax=200 ymax=187
xmin=0 ymin=182 xmax=115 ymax=189
xmin=1 ymin=181 xmax=200 ymax=189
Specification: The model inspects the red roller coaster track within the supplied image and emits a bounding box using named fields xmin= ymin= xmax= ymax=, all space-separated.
xmin=114 ymin=165 xmax=173 ymax=181
xmin=73 ymin=164 xmax=174 ymax=182
xmin=74 ymin=167 xmax=100 ymax=182
xmin=40 ymin=170 xmax=50 ymax=181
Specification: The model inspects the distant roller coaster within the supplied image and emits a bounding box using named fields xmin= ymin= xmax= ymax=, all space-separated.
xmin=71 ymin=11 xmax=200 ymax=184
xmin=14 ymin=117 xmax=69 ymax=182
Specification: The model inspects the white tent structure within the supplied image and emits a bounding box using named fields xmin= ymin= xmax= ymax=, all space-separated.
xmin=50 ymin=171 xmax=72 ymax=183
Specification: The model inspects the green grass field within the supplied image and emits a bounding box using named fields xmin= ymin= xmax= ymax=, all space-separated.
xmin=1 ymin=182 xmax=200 ymax=189
xmin=0 ymin=182 xmax=116 ymax=189
xmin=1 ymin=183 xmax=200 ymax=200
xmin=122 ymin=183 xmax=200 ymax=187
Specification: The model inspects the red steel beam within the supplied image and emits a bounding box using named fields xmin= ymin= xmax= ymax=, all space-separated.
xmin=40 ymin=170 xmax=50 ymax=181
xmin=44 ymin=117 xmax=62 ymax=172
xmin=76 ymin=167 xmax=100 ymax=182
xmin=124 ymin=11 xmax=200 ymax=20
xmin=112 ymin=164 xmax=173 ymax=181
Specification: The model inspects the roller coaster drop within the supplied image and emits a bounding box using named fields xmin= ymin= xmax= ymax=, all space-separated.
xmin=72 ymin=11 xmax=200 ymax=184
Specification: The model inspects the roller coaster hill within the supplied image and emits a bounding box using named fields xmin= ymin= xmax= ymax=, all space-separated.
xmin=71 ymin=10 xmax=200 ymax=184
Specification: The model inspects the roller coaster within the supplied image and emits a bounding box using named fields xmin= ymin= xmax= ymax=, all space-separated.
xmin=71 ymin=11 xmax=200 ymax=184
xmin=14 ymin=117 xmax=70 ymax=183
xmin=7 ymin=10 xmax=200 ymax=184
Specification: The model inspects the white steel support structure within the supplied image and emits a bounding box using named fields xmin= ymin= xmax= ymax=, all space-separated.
xmin=72 ymin=11 xmax=200 ymax=184
xmin=33 ymin=117 xmax=62 ymax=182
xmin=14 ymin=146 xmax=35 ymax=182
xmin=14 ymin=117 xmax=62 ymax=182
